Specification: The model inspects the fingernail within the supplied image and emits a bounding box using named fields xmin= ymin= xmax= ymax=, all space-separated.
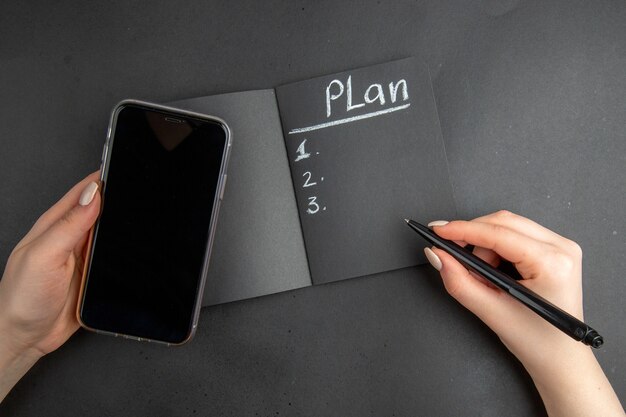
xmin=424 ymin=247 xmax=442 ymax=271
xmin=79 ymin=182 xmax=99 ymax=206
xmin=427 ymin=220 xmax=449 ymax=227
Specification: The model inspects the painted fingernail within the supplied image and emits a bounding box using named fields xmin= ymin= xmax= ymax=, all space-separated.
xmin=79 ymin=182 xmax=99 ymax=206
xmin=427 ymin=220 xmax=449 ymax=227
xmin=424 ymin=247 xmax=442 ymax=271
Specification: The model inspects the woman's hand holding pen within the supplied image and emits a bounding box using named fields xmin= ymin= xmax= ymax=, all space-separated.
xmin=423 ymin=210 xmax=624 ymax=417
xmin=426 ymin=210 xmax=585 ymax=368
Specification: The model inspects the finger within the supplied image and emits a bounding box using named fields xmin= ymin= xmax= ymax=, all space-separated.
xmin=41 ymin=257 xmax=82 ymax=352
xmin=431 ymin=220 xmax=549 ymax=266
xmin=73 ymin=224 xmax=94 ymax=260
xmin=19 ymin=171 xmax=101 ymax=247
xmin=473 ymin=246 xmax=500 ymax=268
xmin=60 ymin=253 xmax=83 ymax=331
xmin=426 ymin=247 xmax=505 ymax=324
xmin=467 ymin=247 xmax=501 ymax=289
xmin=472 ymin=210 xmax=565 ymax=247
xmin=73 ymin=234 xmax=89 ymax=259
xmin=33 ymin=181 xmax=101 ymax=265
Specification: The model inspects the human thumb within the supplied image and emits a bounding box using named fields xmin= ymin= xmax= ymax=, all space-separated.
xmin=36 ymin=181 xmax=101 ymax=263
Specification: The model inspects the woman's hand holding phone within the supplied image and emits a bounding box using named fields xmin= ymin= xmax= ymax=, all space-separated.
xmin=0 ymin=172 xmax=100 ymax=402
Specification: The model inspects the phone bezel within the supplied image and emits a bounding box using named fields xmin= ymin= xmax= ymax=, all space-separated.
xmin=76 ymin=99 xmax=232 ymax=346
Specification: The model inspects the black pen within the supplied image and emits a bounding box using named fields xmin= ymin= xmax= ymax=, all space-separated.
xmin=404 ymin=219 xmax=604 ymax=349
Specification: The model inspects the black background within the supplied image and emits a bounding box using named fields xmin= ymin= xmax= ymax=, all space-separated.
xmin=1 ymin=1 xmax=624 ymax=416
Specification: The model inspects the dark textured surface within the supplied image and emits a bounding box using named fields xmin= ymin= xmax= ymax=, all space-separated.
xmin=0 ymin=1 xmax=624 ymax=416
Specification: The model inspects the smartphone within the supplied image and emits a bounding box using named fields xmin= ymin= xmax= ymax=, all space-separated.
xmin=77 ymin=99 xmax=231 ymax=345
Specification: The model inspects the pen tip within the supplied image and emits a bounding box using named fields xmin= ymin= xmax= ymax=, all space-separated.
xmin=404 ymin=218 xmax=409 ymax=223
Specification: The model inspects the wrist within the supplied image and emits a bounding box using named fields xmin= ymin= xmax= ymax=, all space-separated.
xmin=522 ymin=343 xmax=623 ymax=417
xmin=523 ymin=342 xmax=595 ymax=385
xmin=0 ymin=315 xmax=42 ymax=403
xmin=0 ymin=337 xmax=41 ymax=374
xmin=0 ymin=309 xmax=37 ymax=354
xmin=0 ymin=337 xmax=42 ymax=367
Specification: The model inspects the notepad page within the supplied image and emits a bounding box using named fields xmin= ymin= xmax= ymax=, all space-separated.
xmin=275 ymin=58 xmax=457 ymax=284
xmin=171 ymin=90 xmax=312 ymax=306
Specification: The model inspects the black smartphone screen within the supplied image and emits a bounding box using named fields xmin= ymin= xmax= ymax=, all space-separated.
xmin=80 ymin=103 xmax=228 ymax=344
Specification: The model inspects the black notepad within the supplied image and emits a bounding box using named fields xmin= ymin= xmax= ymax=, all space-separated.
xmin=170 ymin=57 xmax=457 ymax=306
